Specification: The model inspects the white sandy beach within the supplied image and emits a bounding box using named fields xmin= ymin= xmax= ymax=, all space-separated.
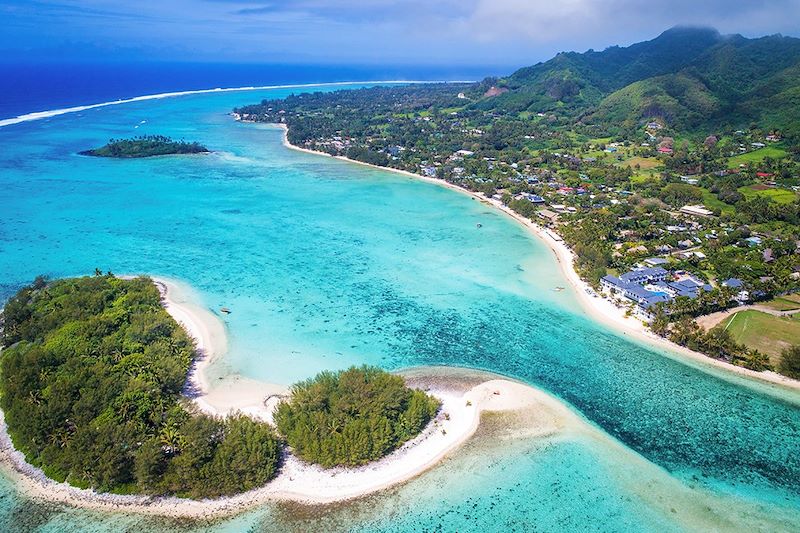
xmin=0 ymin=276 xmax=574 ymax=519
xmin=272 ymin=123 xmax=800 ymax=393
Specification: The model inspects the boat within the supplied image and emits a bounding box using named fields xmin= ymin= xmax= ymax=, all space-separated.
xmin=220 ymin=307 xmax=231 ymax=314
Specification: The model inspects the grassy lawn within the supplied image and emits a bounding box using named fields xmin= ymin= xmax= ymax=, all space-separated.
xmin=761 ymin=296 xmax=800 ymax=312
xmin=721 ymin=310 xmax=800 ymax=363
xmin=623 ymin=156 xmax=661 ymax=170
xmin=727 ymin=146 xmax=788 ymax=168
xmin=701 ymin=189 xmax=736 ymax=214
xmin=631 ymin=173 xmax=660 ymax=185
xmin=738 ymin=185 xmax=798 ymax=204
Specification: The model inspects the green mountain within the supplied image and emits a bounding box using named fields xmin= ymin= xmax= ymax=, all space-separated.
xmin=477 ymin=27 xmax=724 ymax=113
xmin=477 ymin=27 xmax=800 ymax=136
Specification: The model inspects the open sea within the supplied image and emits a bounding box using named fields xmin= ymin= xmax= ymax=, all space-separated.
xmin=0 ymin=67 xmax=799 ymax=532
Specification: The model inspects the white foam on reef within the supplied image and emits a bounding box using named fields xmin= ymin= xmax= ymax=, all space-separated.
xmin=0 ymin=80 xmax=474 ymax=128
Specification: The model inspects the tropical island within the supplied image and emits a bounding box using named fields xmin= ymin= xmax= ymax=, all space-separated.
xmin=0 ymin=274 xmax=441 ymax=500
xmin=234 ymin=27 xmax=800 ymax=381
xmin=80 ymin=135 xmax=209 ymax=158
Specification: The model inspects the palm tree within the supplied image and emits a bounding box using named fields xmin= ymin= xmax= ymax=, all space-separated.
xmin=159 ymin=426 xmax=183 ymax=455
xmin=650 ymin=304 xmax=669 ymax=337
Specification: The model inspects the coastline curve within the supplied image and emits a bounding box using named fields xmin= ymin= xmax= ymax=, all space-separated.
xmin=0 ymin=80 xmax=474 ymax=129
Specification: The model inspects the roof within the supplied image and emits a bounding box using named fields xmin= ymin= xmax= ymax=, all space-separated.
xmin=644 ymin=257 xmax=669 ymax=266
xmin=538 ymin=209 xmax=559 ymax=220
xmin=619 ymin=267 xmax=668 ymax=283
xmin=625 ymin=285 xmax=656 ymax=299
xmin=723 ymin=278 xmax=744 ymax=288
xmin=668 ymin=278 xmax=712 ymax=298
xmin=642 ymin=294 xmax=672 ymax=308
xmin=601 ymin=275 xmax=626 ymax=287
xmin=679 ymin=205 xmax=714 ymax=217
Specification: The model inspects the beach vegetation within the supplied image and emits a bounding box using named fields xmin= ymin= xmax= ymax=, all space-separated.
xmin=80 ymin=135 xmax=208 ymax=158
xmin=274 ymin=366 xmax=440 ymax=468
xmin=778 ymin=345 xmax=800 ymax=379
xmin=669 ymin=315 xmax=770 ymax=370
xmin=0 ymin=275 xmax=282 ymax=498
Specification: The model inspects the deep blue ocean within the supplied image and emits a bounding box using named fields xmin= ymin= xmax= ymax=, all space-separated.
xmin=0 ymin=61 xmax=493 ymax=120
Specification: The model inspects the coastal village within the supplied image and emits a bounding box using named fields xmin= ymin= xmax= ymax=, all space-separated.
xmin=236 ymin=83 xmax=800 ymax=375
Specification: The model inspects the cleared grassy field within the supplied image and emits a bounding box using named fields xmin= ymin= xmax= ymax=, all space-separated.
xmin=722 ymin=310 xmax=800 ymax=363
xmin=701 ymin=189 xmax=736 ymax=214
xmin=624 ymin=156 xmax=661 ymax=170
xmin=762 ymin=294 xmax=800 ymax=311
xmin=631 ymin=174 xmax=660 ymax=185
xmin=738 ymin=185 xmax=798 ymax=204
xmin=727 ymin=146 xmax=788 ymax=168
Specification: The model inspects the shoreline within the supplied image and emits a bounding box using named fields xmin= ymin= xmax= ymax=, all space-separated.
xmin=272 ymin=123 xmax=800 ymax=394
xmin=152 ymin=277 xmax=288 ymax=421
xmin=0 ymin=80 xmax=475 ymax=129
xmin=0 ymin=277 xmax=570 ymax=519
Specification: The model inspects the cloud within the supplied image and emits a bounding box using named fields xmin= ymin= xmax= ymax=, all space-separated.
xmin=2 ymin=0 xmax=799 ymax=65
xmin=462 ymin=0 xmax=800 ymax=45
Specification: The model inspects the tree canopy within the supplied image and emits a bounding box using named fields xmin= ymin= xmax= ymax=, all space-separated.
xmin=80 ymin=135 xmax=208 ymax=158
xmin=779 ymin=345 xmax=800 ymax=379
xmin=0 ymin=275 xmax=281 ymax=498
xmin=274 ymin=366 xmax=440 ymax=468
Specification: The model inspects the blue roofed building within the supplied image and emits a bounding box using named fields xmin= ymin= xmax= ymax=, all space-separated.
xmin=600 ymin=267 xmax=714 ymax=320
xmin=619 ymin=267 xmax=669 ymax=284
xmin=662 ymin=278 xmax=712 ymax=299
xmin=722 ymin=278 xmax=744 ymax=289
xmin=722 ymin=278 xmax=750 ymax=303
xmin=643 ymin=257 xmax=669 ymax=267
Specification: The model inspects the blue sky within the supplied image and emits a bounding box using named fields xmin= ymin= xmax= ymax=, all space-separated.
xmin=2 ymin=0 xmax=800 ymax=67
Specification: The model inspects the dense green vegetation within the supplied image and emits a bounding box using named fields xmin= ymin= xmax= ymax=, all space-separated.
xmin=779 ymin=345 xmax=800 ymax=379
xmin=275 ymin=366 xmax=440 ymax=468
xmin=493 ymin=27 xmax=800 ymax=139
xmin=491 ymin=27 xmax=724 ymax=120
xmin=81 ymin=135 xmax=208 ymax=158
xmin=0 ymin=275 xmax=281 ymax=498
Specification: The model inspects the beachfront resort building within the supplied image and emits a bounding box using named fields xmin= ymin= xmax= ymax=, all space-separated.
xmin=601 ymin=266 xmax=715 ymax=319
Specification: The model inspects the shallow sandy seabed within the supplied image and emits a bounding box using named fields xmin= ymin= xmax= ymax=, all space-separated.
xmin=0 ymin=278 xmax=583 ymax=519
xmin=272 ymin=123 xmax=800 ymax=395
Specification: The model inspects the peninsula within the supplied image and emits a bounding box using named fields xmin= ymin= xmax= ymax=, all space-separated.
xmin=0 ymin=274 xmax=466 ymax=509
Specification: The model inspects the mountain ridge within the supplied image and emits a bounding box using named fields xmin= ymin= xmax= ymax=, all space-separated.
xmin=475 ymin=26 xmax=800 ymax=137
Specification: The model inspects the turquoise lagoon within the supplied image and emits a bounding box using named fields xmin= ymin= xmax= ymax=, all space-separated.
xmin=0 ymin=85 xmax=799 ymax=532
